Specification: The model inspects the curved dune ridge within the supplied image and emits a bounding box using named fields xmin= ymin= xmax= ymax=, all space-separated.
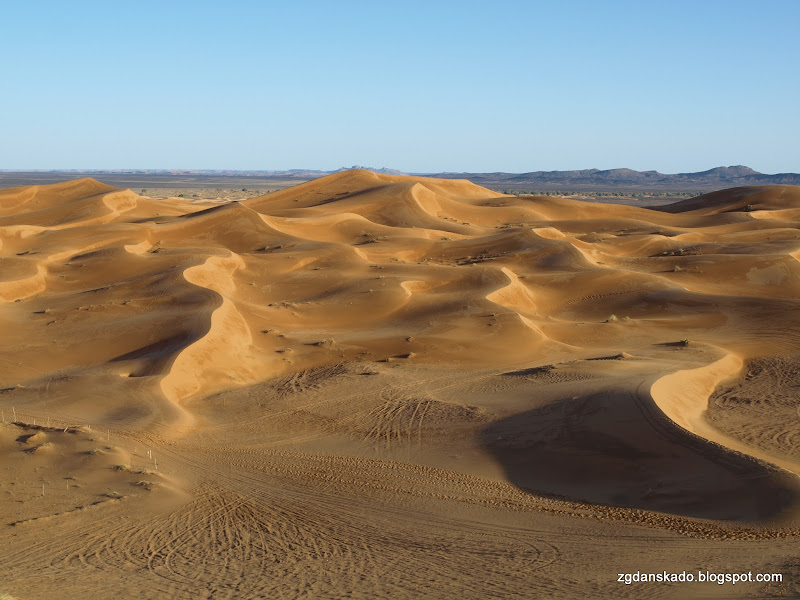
xmin=5 ymin=172 xmax=800 ymax=598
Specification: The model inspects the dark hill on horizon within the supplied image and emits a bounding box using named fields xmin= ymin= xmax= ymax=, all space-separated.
xmin=426 ymin=165 xmax=800 ymax=192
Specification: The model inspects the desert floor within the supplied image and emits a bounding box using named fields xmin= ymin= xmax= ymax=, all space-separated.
xmin=2 ymin=171 xmax=800 ymax=599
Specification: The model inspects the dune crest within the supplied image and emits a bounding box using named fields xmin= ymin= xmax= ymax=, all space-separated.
xmin=160 ymin=252 xmax=274 ymax=408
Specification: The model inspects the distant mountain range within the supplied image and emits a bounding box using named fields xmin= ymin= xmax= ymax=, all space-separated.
xmin=1 ymin=165 xmax=797 ymax=192
xmin=424 ymin=166 xmax=800 ymax=192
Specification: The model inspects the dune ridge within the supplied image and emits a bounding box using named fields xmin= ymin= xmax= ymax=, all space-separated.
xmin=649 ymin=349 xmax=800 ymax=478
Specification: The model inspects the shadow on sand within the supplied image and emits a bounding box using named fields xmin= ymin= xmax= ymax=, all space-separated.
xmin=481 ymin=389 xmax=800 ymax=522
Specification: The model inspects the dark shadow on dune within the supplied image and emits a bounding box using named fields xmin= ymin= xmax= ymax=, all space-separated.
xmin=481 ymin=390 xmax=800 ymax=522
xmin=110 ymin=333 xmax=194 ymax=362
xmin=650 ymin=185 xmax=800 ymax=214
xmin=179 ymin=201 xmax=242 ymax=219
xmin=129 ymin=215 xmax=181 ymax=224
xmin=108 ymin=333 xmax=198 ymax=378
xmin=311 ymin=184 xmax=388 ymax=206
xmin=585 ymin=353 xmax=628 ymax=361
xmin=502 ymin=366 xmax=556 ymax=377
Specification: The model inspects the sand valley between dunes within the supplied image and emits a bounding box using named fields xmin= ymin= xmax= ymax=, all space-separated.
xmin=3 ymin=170 xmax=800 ymax=599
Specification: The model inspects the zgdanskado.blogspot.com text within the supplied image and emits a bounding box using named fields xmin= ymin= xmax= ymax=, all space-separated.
xmin=618 ymin=571 xmax=783 ymax=585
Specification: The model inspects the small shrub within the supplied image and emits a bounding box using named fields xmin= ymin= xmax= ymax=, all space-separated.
xmin=135 ymin=480 xmax=159 ymax=490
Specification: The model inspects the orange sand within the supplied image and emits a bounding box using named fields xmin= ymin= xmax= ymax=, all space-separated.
xmin=2 ymin=172 xmax=800 ymax=599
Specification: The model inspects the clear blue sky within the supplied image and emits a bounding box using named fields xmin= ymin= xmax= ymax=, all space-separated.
xmin=2 ymin=0 xmax=798 ymax=173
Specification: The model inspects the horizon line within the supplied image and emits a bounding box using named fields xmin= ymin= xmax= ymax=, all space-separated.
xmin=1 ymin=165 xmax=797 ymax=176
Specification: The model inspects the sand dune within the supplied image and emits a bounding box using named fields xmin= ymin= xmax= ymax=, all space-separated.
xmin=3 ymin=172 xmax=800 ymax=598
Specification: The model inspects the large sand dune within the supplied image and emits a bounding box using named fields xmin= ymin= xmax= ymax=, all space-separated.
xmin=3 ymin=171 xmax=800 ymax=598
